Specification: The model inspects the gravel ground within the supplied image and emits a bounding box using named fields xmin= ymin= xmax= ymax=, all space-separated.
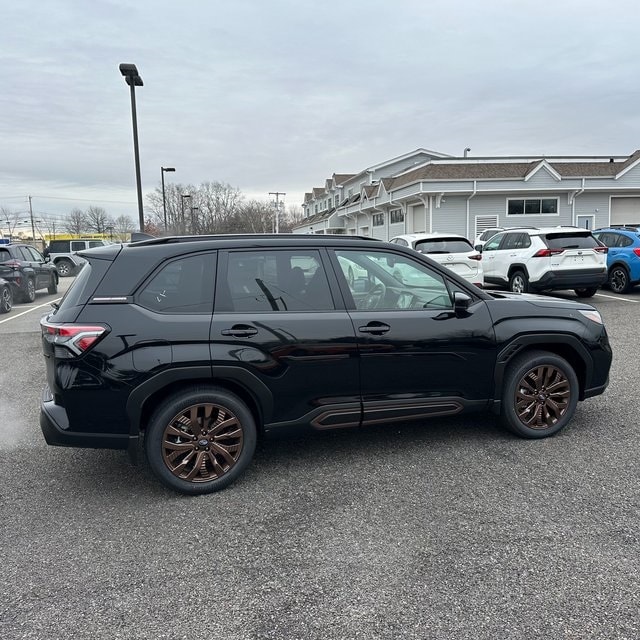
xmin=1 ymin=286 xmax=638 ymax=639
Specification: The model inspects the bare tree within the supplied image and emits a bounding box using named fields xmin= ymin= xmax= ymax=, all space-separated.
xmin=1 ymin=207 xmax=21 ymax=239
xmin=85 ymin=206 xmax=111 ymax=234
xmin=113 ymin=215 xmax=135 ymax=241
xmin=228 ymin=200 xmax=273 ymax=233
xmin=65 ymin=208 xmax=88 ymax=235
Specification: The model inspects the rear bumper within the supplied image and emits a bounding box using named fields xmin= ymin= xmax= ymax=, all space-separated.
xmin=40 ymin=386 xmax=128 ymax=450
xmin=531 ymin=268 xmax=607 ymax=291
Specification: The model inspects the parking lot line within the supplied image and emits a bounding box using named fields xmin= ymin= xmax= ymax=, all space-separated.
xmin=594 ymin=292 xmax=639 ymax=303
xmin=0 ymin=298 xmax=61 ymax=324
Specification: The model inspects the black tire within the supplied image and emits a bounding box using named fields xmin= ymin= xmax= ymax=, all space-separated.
xmin=21 ymin=278 xmax=36 ymax=303
xmin=0 ymin=285 xmax=12 ymax=314
xmin=47 ymin=274 xmax=58 ymax=295
xmin=501 ymin=350 xmax=579 ymax=438
xmin=144 ymin=386 xmax=257 ymax=495
xmin=574 ymin=287 xmax=598 ymax=298
xmin=608 ymin=265 xmax=630 ymax=294
xmin=509 ymin=270 xmax=529 ymax=294
xmin=56 ymin=259 xmax=74 ymax=277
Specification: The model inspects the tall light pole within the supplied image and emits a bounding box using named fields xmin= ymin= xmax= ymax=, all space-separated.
xmin=190 ymin=206 xmax=199 ymax=235
xmin=119 ymin=63 xmax=145 ymax=232
xmin=161 ymin=166 xmax=176 ymax=231
xmin=269 ymin=191 xmax=286 ymax=233
xmin=181 ymin=194 xmax=191 ymax=234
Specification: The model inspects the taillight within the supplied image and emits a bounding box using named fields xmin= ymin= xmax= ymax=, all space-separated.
xmin=3 ymin=260 xmax=22 ymax=268
xmin=633 ymin=248 xmax=640 ymax=257
xmin=533 ymin=248 xmax=564 ymax=257
xmin=41 ymin=320 xmax=107 ymax=355
xmin=594 ymin=246 xmax=608 ymax=254
xmin=468 ymin=253 xmax=482 ymax=261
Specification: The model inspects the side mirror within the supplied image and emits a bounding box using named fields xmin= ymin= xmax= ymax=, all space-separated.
xmin=453 ymin=291 xmax=472 ymax=315
xmin=44 ymin=255 xmax=51 ymax=263
xmin=474 ymin=244 xmax=483 ymax=252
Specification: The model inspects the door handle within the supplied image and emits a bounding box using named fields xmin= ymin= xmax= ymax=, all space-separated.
xmin=358 ymin=322 xmax=390 ymax=335
xmin=221 ymin=325 xmax=258 ymax=337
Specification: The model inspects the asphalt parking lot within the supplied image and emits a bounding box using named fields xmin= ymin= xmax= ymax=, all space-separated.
xmin=1 ymin=281 xmax=639 ymax=640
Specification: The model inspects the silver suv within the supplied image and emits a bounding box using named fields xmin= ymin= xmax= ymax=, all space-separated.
xmin=481 ymin=227 xmax=608 ymax=297
xmin=44 ymin=238 xmax=110 ymax=277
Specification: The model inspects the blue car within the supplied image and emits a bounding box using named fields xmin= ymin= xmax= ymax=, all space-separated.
xmin=593 ymin=226 xmax=640 ymax=294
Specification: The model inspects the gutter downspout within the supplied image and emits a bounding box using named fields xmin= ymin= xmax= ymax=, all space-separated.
xmin=466 ymin=180 xmax=477 ymax=239
xmin=571 ymin=178 xmax=585 ymax=226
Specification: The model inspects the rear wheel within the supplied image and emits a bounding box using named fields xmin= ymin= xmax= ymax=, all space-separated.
xmin=501 ymin=350 xmax=578 ymax=438
xmin=0 ymin=284 xmax=12 ymax=314
xmin=145 ymin=386 xmax=257 ymax=495
xmin=509 ymin=270 xmax=528 ymax=294
xmin=574 ymin=287 xmax=598 ymax=298
xmin=608 ymin=266 xmax=630 ymax=294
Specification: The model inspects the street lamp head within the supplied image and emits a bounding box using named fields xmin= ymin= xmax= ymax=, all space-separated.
xmin=182 ymin=194 xmax=191 ymax=200
xmin=119 ymin=63 xmax=139 ymax=77
xmin=162 ymin=167 xmax=176 ymax=173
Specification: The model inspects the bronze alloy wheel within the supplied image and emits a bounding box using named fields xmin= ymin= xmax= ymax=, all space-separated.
xmin=515 ymin=364 xmax=571 ymax=429
xmin=161 ymin=403 xmax=244 ymax=483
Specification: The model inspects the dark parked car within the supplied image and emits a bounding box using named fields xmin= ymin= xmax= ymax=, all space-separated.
xmin=0 ymin=243 xmax=58 ymax=302
xmin=40 ymin=235 xmax=612 ymax=495
xmin=0 ymin=277 xmax=13 ymax=313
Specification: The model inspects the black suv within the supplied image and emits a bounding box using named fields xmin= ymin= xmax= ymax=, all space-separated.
xmin=0 ymin=243 xmax=58 ymax=302
xmin=40 ymin=235 xmax=612 ymax=494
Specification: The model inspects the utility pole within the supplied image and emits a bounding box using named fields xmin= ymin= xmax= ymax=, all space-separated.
xmin=269 ymin=191 xmax=286 ymax=233
xmin=28 ymin=196 xmax=36 ymax=242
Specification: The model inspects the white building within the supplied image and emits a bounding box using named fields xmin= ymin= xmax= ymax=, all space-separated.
xmin=294 ymin=148 xmax=640 ymax=239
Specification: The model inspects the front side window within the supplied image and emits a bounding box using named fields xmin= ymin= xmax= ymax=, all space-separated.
xmin=483 ymin=234 xmax=504 ymax=252
xmin=137 ymin=253 xmax=215 ymax=313
xmin=223 ymin=250 xmax=334 ymax=312
xmin=508 ymin=198 xmax=558 ymax=215
xmin=335 ymin=249 xmax=452 ymax=311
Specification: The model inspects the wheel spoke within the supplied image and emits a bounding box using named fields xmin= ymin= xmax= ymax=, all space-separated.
xmin=184 ymin=451 xmax=207 ymax=480
xmin=210 ymin=416 xmax=239 ymax=436
xmin=210 ymin=442 xmax=237 ymax=466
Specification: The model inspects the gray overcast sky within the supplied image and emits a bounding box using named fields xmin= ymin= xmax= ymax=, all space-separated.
xmin=1 ymin=0 xmax=639 ymax=224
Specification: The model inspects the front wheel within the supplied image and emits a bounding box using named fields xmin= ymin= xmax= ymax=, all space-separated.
xmin=48 ymin=275 xmax=58 ymax=294
xmin=501 ymin=350 xmax=579 ymax=438
xmin=56 ymin=259 xmax=74 ymax=277
xmin=608 ymin=266 xmax=630 ymax=294
xmin=21 ymin=278 xmax=36 ymax=303
xmin=574 ymin=287 xmax=598 ymax=298
xmin=0 ymin=284 xmax=12 ymax=314
xmin=145 ymin=386 xmax=257 ymax=495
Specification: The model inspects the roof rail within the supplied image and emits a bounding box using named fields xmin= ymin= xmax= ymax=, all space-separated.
xmin=127 ymin=233 xmax=381 ymax=247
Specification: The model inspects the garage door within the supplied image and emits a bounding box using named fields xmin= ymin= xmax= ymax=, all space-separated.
xmin=611 ymin=197 xmax=640 ymax=225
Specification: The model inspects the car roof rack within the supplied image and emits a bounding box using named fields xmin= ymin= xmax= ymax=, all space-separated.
xmin=128 ymin=233 xmax=380 ymax=247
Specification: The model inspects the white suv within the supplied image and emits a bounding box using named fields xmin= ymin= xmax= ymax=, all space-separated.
xmin=481 ymin=227 xmax=607 ymax=297
xmin=390 ymin=233 xmax=483 ymax=287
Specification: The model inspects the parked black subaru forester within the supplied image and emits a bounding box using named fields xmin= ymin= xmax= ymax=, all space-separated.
xmin=40 ymin=234 xmax=612 ymax=494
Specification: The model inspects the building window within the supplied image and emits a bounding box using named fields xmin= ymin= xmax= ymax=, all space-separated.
xmin=335 ymin=195 xmax=340 ymax=206
xmin=372 ymin=213 xmax=384 ymax=227
xmin=315 ymin=204 xmax=318 ymax=214
xmin=507 ymin=198 xmax=558 ymax=215
xmin=389 ymin=208 xmax=404 ymax=224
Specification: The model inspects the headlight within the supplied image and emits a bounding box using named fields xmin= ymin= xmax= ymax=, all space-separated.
xmin=578 ymin=309 xmax=603 ymax=325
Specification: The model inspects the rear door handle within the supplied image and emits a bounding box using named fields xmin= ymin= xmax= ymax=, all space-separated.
xmin=358 ymin=322 xmax=390 ymax=335
xmin=221 ymin=325 xmax=258 ymax=337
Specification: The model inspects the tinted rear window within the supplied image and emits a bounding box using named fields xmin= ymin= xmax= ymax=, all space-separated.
xmin=414 ymin=238 xmax=473 ymax=253
xmin=0 ymin=248 xmax=10 ymax=261
xmin=544 ymin=233 xmax=598 ymax=249
xmin=55 ymin=259 xmax=111 ymax=315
